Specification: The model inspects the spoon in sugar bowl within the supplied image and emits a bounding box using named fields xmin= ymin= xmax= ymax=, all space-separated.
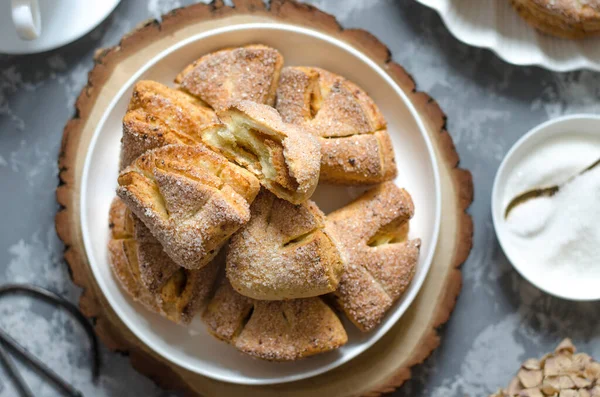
xmin=504 ymin=156 xmax=600 ymax=218
xmin=492 ymin=114 xmax=600 ymax=301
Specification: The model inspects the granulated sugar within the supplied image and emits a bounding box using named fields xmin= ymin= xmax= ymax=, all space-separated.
xmin=501 ymin=134 xmax=600 ymax=295
xmin=506 ymin=166 xmax=600 ymax=275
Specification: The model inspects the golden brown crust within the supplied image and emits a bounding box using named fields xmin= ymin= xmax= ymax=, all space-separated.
xmin=159 ymin=263 xmax=221 ymax=324
xmin=108 ymin=199 xmax=161 ymax=311
xmin=276 ymin=66 xmax=396 ymax=184
xmin=326 ymin=182 xmax=421 ymax=332
xmin=130 ymin=215 xmax=179 ymax=292
xmin=107 ymin=239 xmax=160 ymax=312
xmin=511 ymin=0 xmax=600 ymax=39
xmin=108 ymin=198 xmax=220 ymax=324
xmin=121 ymin=80 xmax=218 ymax=170
xmin=202 ymin=278 xmax=347 ymax=361
xmin=117 ymin=144 xmax=260 ymax=269
xmin=204 ymin=100 xmax=321 ymax=204
xmin=175 ymin=44 xmax=284 ymax=110
xmin=320 ymin=129 xmax=397 ymax=184
xmin=226 ymin=190 xmax=344 ymax=300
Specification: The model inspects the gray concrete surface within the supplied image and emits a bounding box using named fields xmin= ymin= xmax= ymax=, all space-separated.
xmin=0 ymin=1 xmax=598 ymax=396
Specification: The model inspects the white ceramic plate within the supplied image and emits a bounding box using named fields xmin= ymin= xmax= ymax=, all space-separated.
xmin=492 ymin=114 xmax=600 ymax=301
xmin=415 ymin=0 xmax=600 ymax=72
xmin=81 ymin=24 xmax=441 ymax=385
xmin=0 ymin=0 xmax=120 ymax=54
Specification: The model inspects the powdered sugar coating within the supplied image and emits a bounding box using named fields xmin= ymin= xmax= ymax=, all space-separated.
xmin=202 ymin=278 xmax=347 ymax=361
xmin=107 ymin=198 xmax=221 ymax=324
xmin=227 ymin=190 xmax=344 ymax=300
xmin=175 ymin=44 xmax=283 ymax=111
xmin=117 ymin=144 xmax=260 ymax=269
xmin=326 ymin=182 xmax=421 ymax=332
xmin=275 ymin=66 xmax=397 ymax=184
xmin=120 ymin=80 xmax=218 ymax=170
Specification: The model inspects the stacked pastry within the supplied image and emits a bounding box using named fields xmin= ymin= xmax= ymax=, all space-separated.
xmin=108 ymin=44 xmax=421 ymax=361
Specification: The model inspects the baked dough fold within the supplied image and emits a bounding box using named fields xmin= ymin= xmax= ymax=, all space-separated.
xmin=117 ymin=144 xmax=260 ymax=269
xmin=108 ymin=198 xmax=220 ymax=324
xmin=227 ymin=190 xmax=344 ymax=300
xmin=276 ymin=66 xmax=397 ymax=184
xmin=202 ymin=278 xmax=347 ymax=361
xmin=203 ymin=100 xmax=321 ymax=204
xmin=326 ymin=182 xmax=421 ymax=332
xmin=175 ymin=44 xmax=283 ymax=110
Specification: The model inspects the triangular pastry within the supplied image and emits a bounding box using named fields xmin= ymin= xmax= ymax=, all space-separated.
xmin=130 ymin=214 xmax=179 ymax=292
xmin=108 ymin=199 xmax=159 ymax=312
xmin=108 ymin=198 xmax=220 ymax=324
xmin=227 ymin=190 xmax=344 ymax=300
xmin=121 ymin=80 xmax=218 ymax=170
xmin=202 ymin=278 xmax=347 ymax=361
xmin=326 ymin=182 xmax=421 ymax=332
xmin=202 ymin=100 xmax=321 ymax=204
xmin=117 ymin=144 xmax=260 ymax=269
xmin=275 ymin=66 xmax=397 ymax=185
xmin=175 ymin=44 xmax=283 ymax=110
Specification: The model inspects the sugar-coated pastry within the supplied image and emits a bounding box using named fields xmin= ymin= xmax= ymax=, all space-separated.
xmin=276 ymin=66 xmax=397 ymax=184
xmin=117 ymin=144 xmax=260 ymax=269
xmin=108 ymin=198 xmax=220 ymax=324
xmin=326 ymin=182 xmax=420 ymax=332
xmin=121 ymin=80 xmax=218 ymax=170
xmin=202 ymin=278 xmax=347 ymax=361
xmin=227 ymin=190 xmax=344 ymax=300
xmin=175 ymin=44 xmax=283 ymax=110
xmin=204 ymin=100 xmax=321 ymax=204
xmin=510 ymin=0 xmax=600 ymax=39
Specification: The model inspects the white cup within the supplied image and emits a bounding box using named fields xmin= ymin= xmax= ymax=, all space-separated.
xmin=11 ymin=0 xmax=42 ymax=40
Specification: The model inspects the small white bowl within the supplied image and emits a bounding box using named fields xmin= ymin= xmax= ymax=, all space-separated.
xmin=492 ymin=114 xmax=600 ymax=301
xmin=80 ymin=23 xmax=441 ymax=385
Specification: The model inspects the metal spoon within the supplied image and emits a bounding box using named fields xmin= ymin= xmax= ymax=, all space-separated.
xmin=504 ymin=156 xmax=600 ymax=219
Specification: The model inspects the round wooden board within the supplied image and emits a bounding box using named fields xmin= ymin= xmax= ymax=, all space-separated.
xmin=55 ymin=1 xmax=474 ymax=395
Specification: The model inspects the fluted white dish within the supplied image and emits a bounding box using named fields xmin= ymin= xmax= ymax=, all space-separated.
xmin=415 ymin=0 xmax=600 ymax=72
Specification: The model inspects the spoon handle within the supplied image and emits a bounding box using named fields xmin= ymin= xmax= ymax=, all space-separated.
xmin=504 ymin=186 xmax=559 ymax=218
xmin=505 ymin=156 xmax=600 ymax=219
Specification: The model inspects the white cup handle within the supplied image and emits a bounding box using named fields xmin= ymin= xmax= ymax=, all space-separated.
xmin=11 ymin=0 xmax=42 ymax=41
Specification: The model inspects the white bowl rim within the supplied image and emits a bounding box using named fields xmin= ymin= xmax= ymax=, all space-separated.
xmin=491 ymin=113 xmax=600 ymax=301
xmin=80 ymin=22 xmax=442 ymax=384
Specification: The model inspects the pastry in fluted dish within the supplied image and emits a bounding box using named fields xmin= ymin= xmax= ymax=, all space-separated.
xmin=202 ymin=277 xmax=347 ymax=361
xmin=202 ymin=100 xmax=321 ymax=204
xmin=326 ymin=182 xmax=420 ymax=332
xmin=175 ymin=44 xmax=283 ymax=110
xmin=275 ymin=66 xmax=397 ymax=185
xmin=108 ymin=198 xmax=220 ymax=324
xmin=227 ymin=190 xmax=344 ymax=300
xmin=120 ymin=80 xmax=218 ymax=170
xmin=510 ymin=0 xmax=600 ymax=39
xmin=117 ymin=144 xmax=260 ymax=269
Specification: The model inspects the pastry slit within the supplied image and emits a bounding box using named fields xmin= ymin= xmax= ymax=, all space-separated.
xmin=232 ymin=305 xmax=255 ymax=340
xmin=282 ymin=228 xmax=319 ymax=248
xmin=367 ymin=220 xmax=409 ymax=247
